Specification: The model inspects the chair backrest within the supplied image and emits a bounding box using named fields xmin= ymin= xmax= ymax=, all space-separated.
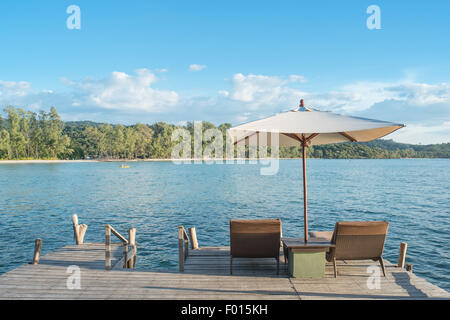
xmin=331 ymin=221 xmax=389 ymax=260
xmin=230 ymin=219 xmax=281 ymax=258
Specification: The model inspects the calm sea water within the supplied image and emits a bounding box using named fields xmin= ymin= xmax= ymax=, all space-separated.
xmin=0 ymin=159 xmax=449 ymax=290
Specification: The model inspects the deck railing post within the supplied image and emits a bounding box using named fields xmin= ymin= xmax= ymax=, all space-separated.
xmin=105 ymin=224 xmax=111 ymax=270
xmin=105 ymin=224 xmax=134 ymax=270
xmin=398 ymin=242 xmax=407 ymax=268
xmin=31 ymin=238 xmax=42 ymax=265
xmin=72 ymin=214 xmax=87 ymax=245
xmin=123 ymin=242 xmax=128 ymax=268
xmin=178 ymin=226 xmax=184 ymax=272
xmin=184 ymin=235 xmax=189 ymax=259
xmin=128 ymin=228 xmax=137 ymax=268
xmin=189 ymin=227 xmax=199 ymax=250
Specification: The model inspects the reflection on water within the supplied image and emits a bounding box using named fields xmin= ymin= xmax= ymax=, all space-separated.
xmin=0 ymin=159 xmax=449 ymax=290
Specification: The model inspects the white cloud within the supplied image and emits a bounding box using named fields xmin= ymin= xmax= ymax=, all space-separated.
xmin=289 ymin=75 xmax=307 ymax=83
xmin=1 ymin=71 xmax=449 ymax=144
xmin=389 ymin=122 xmax=450 ymax=144
xmin=235 ymin=112 xmax=251 ymax=123
xmin=0 ymin=80 xmax=62 ymax=111
xmin=218 ymin=90 xmax=229 ymax=97
xmin=0 ymin=80 xmax=32 ymax=98
xmin=324 ymin=81 xmax=403 ymax=112
xmin=66 ymin=68 xmax=179 ymax=112
xmin=388 ymin=82 xmax=450 ymax=106
xmin=229 ymin=73 xmax=306 ymax=110
xmin=304 ymin=81 xmax=450 ymax=113
xmin=215 ymin=73 xmax=450 ymax=143
xmin=189 ymin=64 xmax=207 ymax=72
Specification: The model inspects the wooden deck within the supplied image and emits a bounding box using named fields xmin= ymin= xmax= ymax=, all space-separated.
xmin=0 ymin=243 xmax=448 ymax=300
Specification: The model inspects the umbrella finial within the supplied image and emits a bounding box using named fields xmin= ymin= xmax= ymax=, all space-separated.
xmin=296 ymin=99 xmax=309 ymax=112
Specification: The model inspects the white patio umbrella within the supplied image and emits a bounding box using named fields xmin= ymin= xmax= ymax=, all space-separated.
xmin=228 ymin=99 xmax=405 ymax=242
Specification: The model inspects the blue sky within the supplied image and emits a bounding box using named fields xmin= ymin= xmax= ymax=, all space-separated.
xmin=0 ymin=0 xmax=449 ymax=144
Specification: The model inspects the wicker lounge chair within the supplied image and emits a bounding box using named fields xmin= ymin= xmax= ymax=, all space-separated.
xmin=310 ymin=221 xmax=389 ymax=277
xmin=230 ymin=219 xmax=281 ymax=275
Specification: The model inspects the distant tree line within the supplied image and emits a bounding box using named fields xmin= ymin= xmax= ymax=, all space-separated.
xmin=0 ymin=106 xmax=71 ymax=159
xmin=1 ymin=106 xmax=449 ymax=160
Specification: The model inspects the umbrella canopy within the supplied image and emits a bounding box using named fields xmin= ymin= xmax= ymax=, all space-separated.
xmin=228 ymin=100 xmax=405 ymax=242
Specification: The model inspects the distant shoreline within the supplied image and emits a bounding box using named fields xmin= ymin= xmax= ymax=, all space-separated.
xmin=0 ymin=157 xmax=448 ymax=164
xmin=0 ymin=160 xmax=100 ymax=164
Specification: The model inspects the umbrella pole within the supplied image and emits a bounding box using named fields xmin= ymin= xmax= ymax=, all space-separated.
xmin=302 ymin=141 xmax=308 ymax=243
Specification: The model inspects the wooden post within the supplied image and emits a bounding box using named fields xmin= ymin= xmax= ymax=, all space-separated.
xmin=105 ymin=224 xmax=111 ymax=270
xmin=72 ymin=214 xmax=87 ymax=245
xmin=78 ymin=224 xmax=87 ymax=244
xmin=72 ymin=214 xmax=80 ymax=244
xmin=72 ymin=214 xmax=78 ymax=226
xmin=31 ymin=239 xmax=42 ymax=265
xmin=406 ymin=263 xmax=413 ymax=272
xmin=398 ymin=242 xmax=407 ymax=268
xmin=189 ymin=227 xmax=199 ymax=250
xmin=178 ymin=226 xmax=184 ymax=272
xmin=128 ymin=228 xmax=136 ymax=268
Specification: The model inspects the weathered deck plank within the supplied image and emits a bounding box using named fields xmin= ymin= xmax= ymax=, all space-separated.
xmin=0 ymin=243 xmax=448 ymax=300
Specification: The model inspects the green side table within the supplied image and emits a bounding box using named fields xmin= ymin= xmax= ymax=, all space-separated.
xmin=282 ymin=238 xmax=335 ymax=278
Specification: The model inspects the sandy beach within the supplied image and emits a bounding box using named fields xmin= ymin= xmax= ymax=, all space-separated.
xmin=0 ymin=158 xmax=288 ymax=164
xmin=0 ymin=160 xmax=99 ymax=164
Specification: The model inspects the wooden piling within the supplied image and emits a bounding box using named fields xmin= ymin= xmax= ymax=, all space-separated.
xmin=31 ymin=239 xmax=42 ymax=265
xmin=72 ymin=214 xmax=87 ymax=245
xmin=406 ymin=263 xmax=413 ymax=272
xmin=189 ymin=227 xmax=199 ymax=250
xmin=128 ymin=228 xmax=137 ymax=268
xmin=398 ymin=242 xmax=407 ymax=268
xmin=78 ymin=224 xmax=87 ymax=243
xmin=72 ymin=214 xmax=80 ymax=244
